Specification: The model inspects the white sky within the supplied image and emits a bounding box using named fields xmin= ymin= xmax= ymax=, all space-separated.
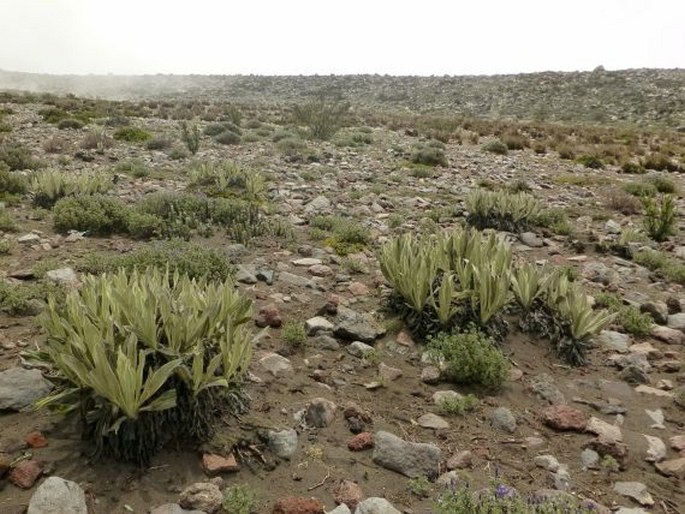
xmin=1 ymin=0 xmax=684 ymax=76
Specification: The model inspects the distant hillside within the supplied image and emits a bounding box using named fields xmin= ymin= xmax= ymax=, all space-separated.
xmin=1 ymin=68 xmax=683 ymax=126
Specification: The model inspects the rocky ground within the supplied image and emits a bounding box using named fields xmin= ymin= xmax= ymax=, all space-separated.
xmin=0 ymin=92 xmax=684 ymax=514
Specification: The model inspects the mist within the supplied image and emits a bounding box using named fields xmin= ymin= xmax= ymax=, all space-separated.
xmin=1 ymin=0 xmax=684 ymax=76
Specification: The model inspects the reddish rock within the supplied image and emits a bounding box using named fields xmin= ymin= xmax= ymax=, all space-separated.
xmin=323 ymin=294 xmax=340 ymax=315
xmin=343 ymin=405 xmax=372 ymax=424
xmin=25 ymin=431 xmax=48 ymax=449
xmin=348 ymin=282 xmax=369 ymax=296
xmin=9 ymin=460 xmax=44 ymax=489
xmin=584 ymin=437 xmax=629 ymax=470
xmin=0 ymin=453 xmax=10 ymax=478
xmin=347 ymin=432 xmax=374 ymax=451
xmin=670 ymin=434 xmax=685 ymax=452
xmin=333 ymin=480 xmax=363 ymax=509
xmin=202 ymin=453 xmax=239 ymax=475
xmin=255 ymin=304 xmax=282 ymax=328
xmin=472 ymin=446 xmax=490 ymax=459
xmin=446 ymin=450 xmax=474 ymax=470
xmin=655 ymin=458 xmax=685 ymax=479
xmin=272 ymin=496 xmax=325 ymax=514
xmin=542 ymin=405 xmax=589 ymax=431
xmin=395 ymin=329 xmax=415 ymax=348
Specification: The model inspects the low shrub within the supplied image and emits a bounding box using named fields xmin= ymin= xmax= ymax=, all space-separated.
xmin=222 ymin=484 xmax=258 ymax=514
xmin=435 ymin=484 xmax=598 ymax=514
xmin=281 ymin=321 xmax=307 ymax=348
xmin=482 ymin=140 xmax=508 ymax=155
xmin=0 ymin=143 xmax=43 ymax=171
xmin=411 ymin=146 xmax=448 ymax=167
xmin=293 ymin=98 xmax=350 ymax=140
xmin=180 ymin=121 xmax=200 ymax=154
xmin=620 ymin=161 xmax=646 ymax=174
xmin=466 ymin=190 xmax=544 ymax=232
xmin=427 ymin=330 xmax=510 ymax=390
xmin=437 ymin=393 xmax=479 ymax=416
xmin=0 ymin=165 xmax=29 ymax=196
xmin=53 ymin=194 xmax=129 ymax=234
xmin=57 ymin=118 xmax=84 ymax=130
xmin=30 ymin=268 xmax=253 ymax=465
xmin=113 ymin=126 xmax=152 ymax=143
xmin=79 ymin=239 xmax=234 ymax=282
xmin=642 ymin=195 xmax=677 ymax=242
xmin=146 ymin=135 xmax=173 ymax=151
xmin=633 ymin=249 xmax=685 ymax=285
xmin=215 ymin=130 xmax=241 ymax=145
xmin=623 ymin=181 xmax=656 ymax=198
xmin=576 ymin=154 xmax=604 ymax=169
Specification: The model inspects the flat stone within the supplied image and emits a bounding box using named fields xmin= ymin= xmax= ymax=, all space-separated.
xmin=150 ymin=504 xmax=206 ymax=514
xmin=179 ymin=482 xmax=222 ymax=514
xmin=272 ymin=496 xmax=325 ymax=514
xmin=202 ymin=453 xmax=239 ymax=475
xmin=27 ymin=477 xmax=87 ymax=514
xmin=45 ymin=267 xmax=78 ymax=286
xmin=354 ymin=498 xmax=401 ymax=514
xmin=490 ymin=407 xmax=517 ymax=433
xmin=308 ymin=264 xmax=333 ymax=277
xmin=236 ymin=266 xmax=257 ymax=284
xmin=267 ymin=428 xmax=298 ymax=460
xmin=305 ymin=316 xmax=334 ymax=336
xmin=432 ymin=390 xmax=463 ymax=405
xmin=520 ymin=232 xmax=543 ymax=247
xmin=669 ymin=434 xmax=685 ymax=452
xmin=613 ymin=482 xmax=654 ymax=506
xmin=17 ymin=233 xmax=41 ymax=245
xmin=645 ymin=409 xmax=665 ymax=429
xmin=530 ymin=374 xmax=566 ymax=405
xmin=372 ymin=431 xmax=441 ymax=478
xmin=346 ymin=341 xmax=375 ymax=358
xmin=534 ymin=454 xmax=560 ymax=472
xmin=327 ymin=506 xmax=351 ymax=514
xmin=580 ymin=449 xmax=600 ymax=469
xmin=655 ymin=457 xmax=685 ymax=479
xmin=305 ymin=398 xmax=337 ymax=428
xmin=586 ymin=417 xmax=622 ymax=442
xmin=278 ymin=271 xmax=316 ymax=289
xmin=378 ymin=363 xmax=402 ymax=381
xmin=635 ymin=385 xmax=673 ymax=397
xmin=332 ymin=480 xmax=363 ymax=510
xmin=0 ymin=368 xmax=53 ymax=411
xmin=421 ymin=366 xmax=441 ymax=384
xmin=259 ymin=353 xmax=293 ymax=377
xmin=542 ymin=405 xmax=588 ymax=431
xmin=417 ymin=413 xmax=449 ymax=430
xmin=597 ymin=330 xmax=631 ymax=352
xmin=293 ymin=258 xmax=322 ymax=266
xmin=446 ymin=450 xmax=473 ymax=470
xmin=644 ymin=435 xmax=666 ymax=463
xmin=651 ymin=325 xmax=684 ymax=345
xmin=347 ymin=432 xmax=373 ymax=451
xmin=667 ymin=313 xmax=685 ymax=332
xmin=334 ymin=315 xmax=385 ymax=343
xmin=9 ymin=460 xmax=44 ymax=489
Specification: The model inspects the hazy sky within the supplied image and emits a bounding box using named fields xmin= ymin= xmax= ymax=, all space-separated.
xmin=1 ymin=0 xmax=684 ymax=76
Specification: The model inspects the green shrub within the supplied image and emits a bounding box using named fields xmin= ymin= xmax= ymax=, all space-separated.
xmin=408 ymin=476 xmax=431 ymax=498
xmin=215 ymin=130 xmax=241 ymax=145
xmin=642 ymin=153 xmax=679 ymax=172
xmin=81 ymin=128 xmax=114 ymax=151
xmin=411 ymin=146 xmax=448 ymax=167
xmin=576 ymin=154 xmax=604 ymax=169
xmin=642 ymin=195 xmax=677 ymax=242
xmin=126 ymin=211 xmax=163 ymax=239
xmin=113 ymin=126 xmax=152 ymax=143
xmin=0 ymin=144 xmax=43 ymax=171
xmin=427 ymin=330 xmax=510 ymax=390
xmin=222 ymin=484 xmax=258 ymax=514
xmin=57 ymin=118 xmax=84 ymax=130
xmin=180 ymin=121 xmax=200 ymax=154
xmin=146 ymin=135 xmax=173 ymax=151
xmin=205 ymin=122 xmax=241 ymax=137
xmin=623 ymin=181 xmax=656 ymax=198
xmin=281 ymin=321 xmax=307 ymax=348
xmin=310 ymin=215 xmax=370 ymax=255
xmin=647 ymin=175 xmax=678 ymax=194
xmin=0 ymin=165 xmax=29 ymax=195
xmin=437 ymin=393 xmax=479 ymax=416
xmin=30 ymin=268 xmax=253 ymax=465
xmin=79 ymin=239 xmax=234 ymax=282
xmin=293 ymin=98 xmax=350 ymax=140
xmin=0 ymin=205 xmax=18 ymax=232
xmin=633 ymin=249 xmax=685 ymax=285
xmin=188 ymin=162 xmax=266 ymax=203
xmin=502 ymin=134 xmax=528 ymax=150
xmin=53 ymin=194 xmax=129 ymax=234
xmin=620 ymin=161 xmax=646 ymax=174
xmin=619 ymin=306 xmax=653 ymax=336
xmin=115 ymin=159 xmax=150 ymax=178
xmin=39 ymin=107 xmax=69 ymax=124
xmin=0 ymin=280 xmax=52 ymax=316
xmin=482 ymin=140 xmax=508 ymax=155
